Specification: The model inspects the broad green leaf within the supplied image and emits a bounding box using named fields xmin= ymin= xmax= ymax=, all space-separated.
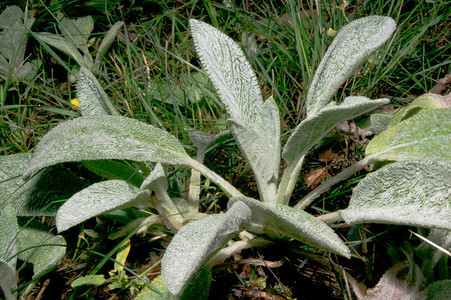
xmin=387 ymin=94 xmax=445 ymax=128
xmin=17 ymin=228 xmax=66 ymax=278
xmin=23 ymin=115 xmax=191 ymax=179
xmin=34 ymin=33 xmax=86 ymax=67
xmin=82 ymin=160 xmax=145 ymax=187
xmin=283 ymin=97 xmax=388 ymax=165
xmin=190 ymin=19 xmax=263 ymax=128
xmin=57 ymin=12 xmax=94 ymax=49
xmin=425 ymin=280 xmax=451 ymax=300
xmin=162 ymin=201 xmax=251 ymax=297
xmin=95 ymin=21 xmax=123 ymax=64
xmin=76 ymin=67 xmax=118 ymax=116
xmin=228 ymin=119 xmax=278 ymax=203
xmin=340 ymin=161 xmax=451 ymax=230
xmin=366 ymin=109 xmax=451 ymax=163
xmin=0 ymin=153 xmax=35 ymax=215
xmin=0 ymin=259 xmax=17 ymax=300
xmin=306 ymin=16 xmax=396 ymax=116
xmin=228 ymin=197 xmax=351 ymax=258
xmin=71 ymin=275 xmax=106 ymax=288
xmin=56 ymin=180 xmax=151 ymax=232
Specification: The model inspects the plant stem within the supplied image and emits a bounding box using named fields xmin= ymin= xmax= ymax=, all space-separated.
xmin=277 ymin=155 xmax=305 ymax=205
xmin=294 ymin=156 xmax=377 ymax=210
xmin=317 ymin=211 xmax=343 ymax=224
xmin=207 ymin=237 xmax=273 ymax=266
xmin=186 ymin=158 xmax=243 ymax=198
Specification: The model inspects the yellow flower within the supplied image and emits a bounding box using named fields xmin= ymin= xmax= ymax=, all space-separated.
xmin=71 ymin=98 xmax=80 ymax=108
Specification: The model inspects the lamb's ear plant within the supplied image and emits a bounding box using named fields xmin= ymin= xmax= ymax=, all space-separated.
xmin=33 ymin=12 xmax=122 ymax=79
xmin=6 ymin=14 xmax=449 ymax=299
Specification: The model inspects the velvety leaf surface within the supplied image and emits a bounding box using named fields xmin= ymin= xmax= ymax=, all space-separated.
xmin=162 ymin=201 xmax=251 ymax=296
xmin=0 ymin=5 xmax=31 ymax=63
xmin=306 ymin=16 xmax=395 ymax=116
xmin=341 ymin=161 xmax=451 ymax=230
xmin=387 ymin=94 xmax=444 ymax=128
xmin=56 ymin=180 xmax=151 ymax=232
xmin=23 ymin=115 xmax=190 ymax=179
xmin=76 ymin=67 xmax=118 ymax=115
xmin=0 ymin=206 xmax=18 ymax=269
xmin=190 ymin=20 xmax=281 ymax=200
xmin=253 ymin=96 xmax=280 ymax=154
xmin=228 ymin=119 xmax=278 ymax=202
xmin=366 ymin=109 xmax=450 ymax=163
xmin=17 ymin=228 xmax=66 ymax=278
xmin=0 ymin=153 xmax=36 ymax=215
xmin=0 ymin=260 xmax=17 ymax=300
xmin=190 ymin=19 xmax=263 ymax=128
xmin=140 ymin=163 xmax=166 ymax=191
xmin=95 ymin=22 xmax=123 ymax=63
xmin=228 ymin=197 xmax=351 ymax=258
xmin=283 ymin=97 xmax=388 ymax=165
xmin=57 ymin=12 xmax=94 ymax=48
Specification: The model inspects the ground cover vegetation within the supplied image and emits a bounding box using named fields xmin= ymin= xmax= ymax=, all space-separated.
xmin=0 ymin=0 xmax=450 ymax=299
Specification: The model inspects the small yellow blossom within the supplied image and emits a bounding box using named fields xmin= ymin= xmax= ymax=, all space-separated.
xmin=71 ymin=98 xmax=80 ymax=108
xmin=327 ymin=28 xmax=337 ymax=37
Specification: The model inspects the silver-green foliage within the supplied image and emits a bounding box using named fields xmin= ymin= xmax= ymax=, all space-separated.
xmin=0 ymin=6 xmax=41 ymax=82
xmin=162 ymin=201 xmax=251 ymax=297
xmin=0 ymin=153 xmax=34 ymax=215
xmin=76 ymin=67 xmax=119 ymax=116
xmin=366 ymin=109 xmax=450 ymax=162
xmin=191 ymin=19 xmax=281 ymax=203
xmin=341 ymin=160 xmax=450 ymax=229
xmin=23 ymin=115 xmax=191 ymax=180
xmin=34 ymin=13 xmax=122 ymax=75
xmin=228 ymin=197 xmax=351 ymax=258
xmin=0 ymin=206 xmax=17 ymax=300
xmin=56 ymin=180 xmax=151 ymax=232
xmin=10 ymin=13 xmax=449 ymax=299
xmin=306 ymin=16 xmax=396 ymax=117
